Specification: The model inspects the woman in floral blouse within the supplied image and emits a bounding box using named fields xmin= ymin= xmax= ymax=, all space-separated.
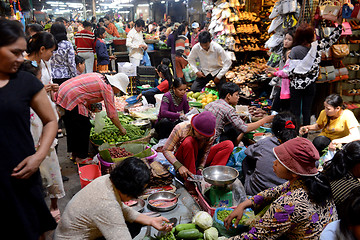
xmin=225 ymin=138 xmax=337 ymax=239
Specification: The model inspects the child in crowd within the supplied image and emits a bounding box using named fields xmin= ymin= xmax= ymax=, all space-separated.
xmin=155 ymin=77 xmax=189 ymax=139
xmin=204 ymin=82 xmax=274 ymax=146
xmin=160 ymin=57 xmax=173 ymax=76
xmin=137 ymin=64 xmax=173 ymax=105
xmin=20 ymin=60 xmax=65 ymax=223
xmin=243 ymin=112 xmax=298 ymax=196
xmin=75 ymin=55 xmax=86 ymax=75
xmin=95 ymin=27 xmax=115 ymax=72
xmin=267 ymin=29 xmax=295 ymax=113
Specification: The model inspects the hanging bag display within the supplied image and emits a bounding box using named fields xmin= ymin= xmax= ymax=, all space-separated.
xmin=335 ymin=22 xmax=352 ymax=35
xmin=320 ymin=0 xmax=342 ymax=17
xmin=317 ymin=66 xmax=336 ymax=82
xmin=351 ymin=3 xmax=360 ymax=18
xmin=331 ymin=44 xmax=350 ymax=58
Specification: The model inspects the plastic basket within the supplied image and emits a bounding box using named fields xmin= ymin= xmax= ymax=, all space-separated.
xmin=195 ymin=186 xmax=236 ymax=216
xmin=213 ymin=207 xmax=251 ymax=237
xmin=78 ymin=162 xmax=102 ymax=188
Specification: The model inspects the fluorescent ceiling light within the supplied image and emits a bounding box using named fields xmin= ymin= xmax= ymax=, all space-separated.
xmin=150 ymin=2 xmax=153 ymax=5
xmin=161 ymin=1 xmax=165 ymax=3
xmin=175 ymin=0 xmax=180 ymax=2
xmin=118 ymin=11 xmax=130 ymax=13
xmin=138 ymin=4 xmax=149 ymax=6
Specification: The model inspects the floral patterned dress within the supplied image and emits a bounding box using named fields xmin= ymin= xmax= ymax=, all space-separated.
xmin=229 ymin=180 xmax=338 ymax=240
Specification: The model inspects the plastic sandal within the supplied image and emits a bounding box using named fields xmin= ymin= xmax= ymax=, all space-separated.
xmin=51 ymin=209 xmax=61 ymax=223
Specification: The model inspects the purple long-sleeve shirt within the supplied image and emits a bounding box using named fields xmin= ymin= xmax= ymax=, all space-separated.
xmin=167 ymin=33 xmax=176 ymax=54
xmin=158 ymin=91 xmax=189 ymax=121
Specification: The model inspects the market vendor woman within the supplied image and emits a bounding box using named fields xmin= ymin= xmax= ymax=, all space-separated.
xmin=155 ymin=77 xmax=189 ymax=139
xmin=163 ymin=111 xmax=234 ymax=178
xmin=56 ymin=72 xmax=129 ymax=164
xmin=300 ymin=94 xmax=360 ymax=152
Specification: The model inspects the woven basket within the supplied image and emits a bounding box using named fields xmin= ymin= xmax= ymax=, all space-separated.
xmin=90 ymin=129 xmax=153 ymax=148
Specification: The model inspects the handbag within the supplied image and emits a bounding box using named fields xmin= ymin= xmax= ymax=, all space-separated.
xmin=282 ymin=0 xmax=297 ymax=14
xmin=342 ymin=3 xmax=353 ymax=19
xmin=331 ymin=44 xmax=350 ymax=58
xmin=319 ymin=0 xmax=341 ymax=16
xmin=317 ymin=66 xmax=336 ymax=82
xmin=351 ymin=3 xmax=360 ymax=19
xmin=333 ymin=67 xmax=349 ymax=82
xmin=321 ymin=48 xmax=332 ymax=61
xmin=335 ymin=22 xmax=352 ymax=35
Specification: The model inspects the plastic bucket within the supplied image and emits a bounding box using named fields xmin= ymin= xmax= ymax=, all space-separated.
xmin=78 ymin=162 xmax=102 ymax=188
xmin=98 ymin=154 xmax=114 ymax=175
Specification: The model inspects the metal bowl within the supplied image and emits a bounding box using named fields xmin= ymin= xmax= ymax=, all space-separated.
xmin=147 ymin=191 xmax=178 ymax=212
xmin=202 ymin=166 xmax=239 ymax=187
xmin=131 ymin=198 xmax=145 ymax=212
xmin=130 ymin=119 xmax=151 ymax=129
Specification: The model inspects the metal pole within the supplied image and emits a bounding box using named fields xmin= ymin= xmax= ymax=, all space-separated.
xmin=82 ymin=0 xmax=87 ymax=20
xmin=92 ymin=0 xmax=96 ymax=17
xmin=166 ymin=1 xmax=169 ymax=16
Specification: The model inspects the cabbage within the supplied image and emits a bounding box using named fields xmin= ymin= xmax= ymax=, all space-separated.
xmin=192 ymin=211 xmax=213 ymax=230
xmin=204 ymin=227 xmax=218 ymax=240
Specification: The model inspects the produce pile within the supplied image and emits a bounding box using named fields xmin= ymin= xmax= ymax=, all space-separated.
xmin=216 ymin=209 xmax=253 ymax=226
xmin=153 ymin=211 xmax=219 ymax=240
xmin=248 ymin=106 xmax=268 ymax=119
xmin=90 ymin=114 xmax=146 ymax=144
xmin=187 ymin=92 xmax=218 ymax=108
xmin=108 ymin=147 xmax=133 ymax=158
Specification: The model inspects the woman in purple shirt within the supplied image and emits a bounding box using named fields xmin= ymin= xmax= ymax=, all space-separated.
xmin=155 ymin=77 xmax=189 ymax=139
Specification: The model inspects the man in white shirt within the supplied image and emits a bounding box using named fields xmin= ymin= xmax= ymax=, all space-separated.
xmin=126 ymin=19 xmax=147 ymax=67
xmin=188 ymin=31 xmax=232 ymax=92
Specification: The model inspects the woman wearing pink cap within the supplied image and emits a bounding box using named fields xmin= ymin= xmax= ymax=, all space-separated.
xmin=225 ymin=137 xmax=337 ymax=239
xmin=162 ymin=111 xmax=234 ymax=179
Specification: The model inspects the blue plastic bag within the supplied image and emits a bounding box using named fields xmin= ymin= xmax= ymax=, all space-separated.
xmin=141 ymin=51 xmax=151 ymax=66
xmin=226 ymin=146 xmax=247 ymax=176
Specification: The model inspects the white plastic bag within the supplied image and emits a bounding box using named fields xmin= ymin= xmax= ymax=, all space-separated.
xmin=94 ymin=111 xmax=107 ymax=134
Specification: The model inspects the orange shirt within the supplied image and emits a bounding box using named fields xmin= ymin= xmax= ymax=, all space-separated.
xmin=105 ymin=23 xmax=120 ymax=38
xmin=157 ymin=79 xmax=169 ymax=93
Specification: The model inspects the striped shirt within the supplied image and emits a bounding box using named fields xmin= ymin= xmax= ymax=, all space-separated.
xmin=175 ymin=35 xmax=190 ymax=59
xmin=74 ymin=30 xmax=95 ymax=53
xmin=330 ymin=173 xmax=360 ymax=211
xmin=163 ymin=122 xmax=215 ymax=170
xmin=56 ymin=73 xmax=117 ymax=118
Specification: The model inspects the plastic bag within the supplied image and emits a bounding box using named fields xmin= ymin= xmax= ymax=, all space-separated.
xmin=151 ymin=139 xmax=176 ymax=175
xmin=226 ymin=146 xmax=247 ymax=177
xmin=94 ymin=111 xmax=107 ymax=134
xmin=141 ymin=51 xmax=152 ymax=66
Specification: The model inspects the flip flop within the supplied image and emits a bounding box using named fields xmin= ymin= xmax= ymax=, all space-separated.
xmin=51 ymin=209 xmax=61 ymax=223
xmin=75 ymin=157 xmax=93 ymax=165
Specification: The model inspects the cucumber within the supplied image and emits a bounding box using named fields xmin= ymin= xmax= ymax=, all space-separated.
xmin=176 ymin=229 xmax=200 ymax=239
xmin=175 ymin=223 xmax=197 ymax=233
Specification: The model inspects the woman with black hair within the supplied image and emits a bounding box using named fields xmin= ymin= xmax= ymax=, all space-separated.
xmin=0 ymin=19 xmax=58 ymax=239
xmin=25 ymin=23 xmax=43 ymax=38
xmin=286 ymin=14 xmax=343 ymax=128
xmin=323 ymin=141 xmax=360 ymax=216
xmin=137 ymin=63 xmax=173 ymax=105
xmin=155 ymin=77 xmax=189 ymax=139
xmin=95 ymin=27 xmax=115 ymax=72
xmin=50 ymin=22 xmax=77 ymax=86
xmin=26 ymin=30 xmax=65 ymax=222
xmin=174 ymin=24 xmax=190 ymax=78
xmin=300 ymin=94 xmax=360 ymax=153
xmin=243 ymin=112 xmax=298 ymax=195
xmin=320 ymin=187 xmax=360 ymax=240
xmin=225 ymin=137 xmax=337 ymax=239
xmin=55 ymin=157 xmax=173 ymax=239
